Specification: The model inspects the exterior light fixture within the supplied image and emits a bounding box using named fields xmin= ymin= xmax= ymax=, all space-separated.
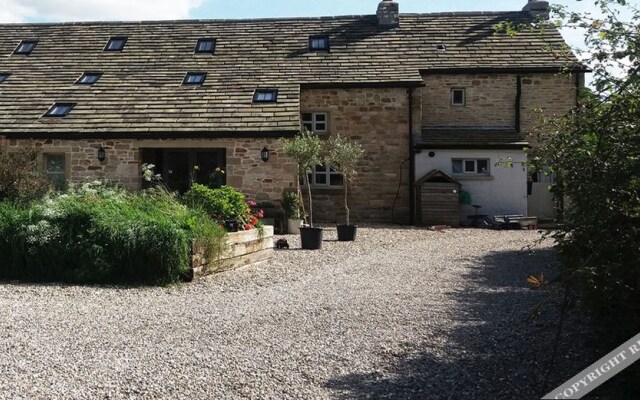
xmin=97 ymin=146 xmax=106 ymax=162
xmin=261 ymin=147 xmax=270 ymax=162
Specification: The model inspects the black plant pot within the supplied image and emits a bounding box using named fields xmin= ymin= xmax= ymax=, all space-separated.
xmin=337 ymin=224 xmax=357 ymax=241
xmin=300 ymin=227 xmax=323 ymax=250
xmin=224 ymin=220 xmax=239 ymax=232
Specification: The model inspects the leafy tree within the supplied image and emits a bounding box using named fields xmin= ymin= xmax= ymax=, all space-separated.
xmin=326 ymin=134 xmax=364 ymax=226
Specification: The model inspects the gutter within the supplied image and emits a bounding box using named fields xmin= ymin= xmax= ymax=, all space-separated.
xmin=0 ymin=130 xmax=300 ymax=140
xmin=408 ymin=87 xmax=416 ymax=225
xmin=516 ymin=75 xmax=522 ymax=133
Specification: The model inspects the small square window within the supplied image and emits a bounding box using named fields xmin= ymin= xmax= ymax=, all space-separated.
xmin=105 ymin=37 xmax=127 ymax=52
xmin=452 ymin=159 xmax=490 ymax=175
xmin=477 ymin=160 xmax=489 ymax=174
xmin=76 ymin=72 xmax=102 ymax=85
xmin=195 ymin=38 xmax=216 ymax=54
xmin=183 ymin=72 xmax=206 ymax=85
xmin=301 ymin=112 xmax=329 ymax=134
xmin=309 ymin=36 xmax=329 ymax=51
xmin=14 ymin=40 xmax=37 ymax=55
xmin=253 ymin=89 xmax=278 ymax=103
xmin=0 ymin=73 xmax=10 ymax=83
xmin=44 ymin=103 xmax=75 ymax=117
xmin=452 ymin=88 xmax=466 ymax=106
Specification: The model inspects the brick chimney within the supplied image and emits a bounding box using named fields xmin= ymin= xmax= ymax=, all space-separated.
xmin=377 ymin=0 xmax=399 ymax=28
xmin=522 ymin=0 xmax=550 ymax=19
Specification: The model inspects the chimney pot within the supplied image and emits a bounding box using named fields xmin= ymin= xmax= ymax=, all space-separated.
xmin=377 ymin=0 xmax=399 ymax=28
xmin=523 ymin=0 xmax=550 ymax=19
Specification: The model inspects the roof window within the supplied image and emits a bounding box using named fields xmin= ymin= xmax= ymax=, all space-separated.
xmin=309 ymin=36 xmax=329 ymax=51
xmin=105 ymin=37 xmax=127 ymax=52
xmin=76 ymin=72 xmax=102 ymax=85
xmin=253 ymin=89 xmax=278 ymax=103
xmin=195 ymin=38 xmax=216 ymax=54
xmin=183 ymin=72 xmax=206 ymax=85
xmin=436 ymin=44 xmax=447 ymax=52
xmin=14 ymin=40 xmax=37 ymax=55
xmin=0 ymin=73 xmax=10 ymax=83
xmin=44 ymin=103 xmax=75 ymax=117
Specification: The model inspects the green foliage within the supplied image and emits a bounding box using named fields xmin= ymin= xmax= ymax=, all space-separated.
xmin=183 ymin=184 xmax=250 ymax=223
xmin=282 ymin=191 xmax=302 ymax=219
xmin=0 ymin=144 xmax=52 ymax=205
xmin=282 ymin=131 xmax=325 ymax=227
xmin=326 ymin=134 xmax=364 ymax=226
xmin=0 ymin=182 xmax=226 ymax=285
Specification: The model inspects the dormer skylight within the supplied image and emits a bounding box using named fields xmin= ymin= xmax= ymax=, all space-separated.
xmin=44 ymin=103 xmax=75 ymax=117
xmin=253 ymin=89 xmax=278 ymax=103
xmin=309 ymin=36 xmax=329 ymax=51
xmin=0 ymin=73 xmax=10 ymax=83
xmin=183 ymin=72 xmax=206 ymax=85
xmin=76 ymin=72 xmax=102 ymax=85
xmin=105 ymin=37 xmax=127 ymax=52
xmin=14 ymin=40 xmax=37 ymax=55
xmin=195 ymin=38 xmax=216 ymax=54
xmin=436 ymin=44 xmax=447 ymax=52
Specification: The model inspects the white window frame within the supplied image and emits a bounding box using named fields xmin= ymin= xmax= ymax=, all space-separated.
xmin=452 ymin=158 xmax=490 ymax=175
xmin=451 ymin=88 xmax=466 ymax=106
xmin=303 ymin=164 xmax=343 ymax=188
xmin=301 ymin=112 xmax=328 ymax=134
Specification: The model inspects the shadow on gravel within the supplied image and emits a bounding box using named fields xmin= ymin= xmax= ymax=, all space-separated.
xmin=326 ymin=247 xmax=604 ymax=400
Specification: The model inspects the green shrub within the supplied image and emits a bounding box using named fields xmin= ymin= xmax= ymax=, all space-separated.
xmin=183 ymin=184 xmax=249 ymax=222
xmin=282 ymin=191 xmax=302 ymax=219
xmin=0 ymin=182 xmax=226 ymax=285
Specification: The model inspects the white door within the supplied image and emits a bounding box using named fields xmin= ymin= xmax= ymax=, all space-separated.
xmin=528 ymin=168 xmax=555 ymax=220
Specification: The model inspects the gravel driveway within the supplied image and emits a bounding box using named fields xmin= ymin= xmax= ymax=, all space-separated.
xmin=0 ymin=227 xmax=599 ymax=399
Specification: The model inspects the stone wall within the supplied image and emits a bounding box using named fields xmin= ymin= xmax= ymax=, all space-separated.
xmin=1 ymin=137 xmax=297 ymax=204
xmin=422 ymin=72 xmax=577 ymax=131
xmin=300 ymin=87 xmax=411 ymax=223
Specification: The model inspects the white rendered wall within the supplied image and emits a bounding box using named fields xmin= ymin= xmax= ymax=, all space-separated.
xmin=415 ymin=149 xmax=528 ymax=224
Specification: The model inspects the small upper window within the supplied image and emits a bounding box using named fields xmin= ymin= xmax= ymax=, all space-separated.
xmin=452 ymin=159 xmax=489 ymax=175
xmin=105 ymin=37 xmax=127 ymax=52
xmin=302 ymin=112 xmax=328 ymax=134
xmin=44 ymin=103 xmax=75 ymax=117
xmin=309 ymin=36 xmax=329 ymax=51
xmin=14 ymin=40 xmax=37 ymax=55
xmin=195 ymin=38 xmax=216 ymax=54
xmin=253 ymin=89 xmax=278 ymax=103
xmin=451 ymin=88 xmax=466 ymax=106
xmin=0 ymin=73 xmax=10 ymax=83
xmin=76 ymin=72 xmax=102 ymax=85
xmin=183 ymin=72 xmax=206 ymax=85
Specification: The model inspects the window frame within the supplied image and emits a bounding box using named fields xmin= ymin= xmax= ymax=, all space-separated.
xmin=194 ymin=38 xmax=216 ymax=54
xmin=183 ymin=72 xmax=207 ymax=85
xmin=301 ymin=112 xmax=329 ymax=134
xmin=44 ymin=103 xmax=75 ymax=118
xmin=451 ymin=88 xmax=466 ymax=106
xmin=0 ymin=73 xmax=10 ymax=83
xmin=104 ymin=37 xmax=128 ymax=52
xmin=43 ymin=153 xmax=67 ymax=191
xmin=303 ymin=164 xmax=344 ymax=189
xmin=452 ymin=158 xmax=490 ymax=175
xmin=253 ymin=89 xmax=278 ymax=103
xmin=14 ymin=40 xmax=37 ymax=55
xmin=76 ymin=72 xmax=102 ymax=85
xmin=309 ymin=36 xmax=330 ymax=52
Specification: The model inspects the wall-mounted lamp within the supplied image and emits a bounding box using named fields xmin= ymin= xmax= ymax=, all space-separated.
xmin=261 ymin=147 xmax=270 ymax=162
xmin=428 ymin=151 xmax=436 ymax=158
xmin=97 ymin=146 xmax=106 ymax=162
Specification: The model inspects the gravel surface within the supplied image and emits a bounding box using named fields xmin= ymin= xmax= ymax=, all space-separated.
xmin=0 ymin=226 xmax=601 ymax=399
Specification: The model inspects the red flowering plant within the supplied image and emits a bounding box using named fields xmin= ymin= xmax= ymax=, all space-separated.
xmin=241 ymin=199 xmax=265 ymax=233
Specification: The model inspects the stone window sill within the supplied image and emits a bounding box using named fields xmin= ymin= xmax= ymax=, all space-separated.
xmin=452 ymin=174 xmax=494 ymax=181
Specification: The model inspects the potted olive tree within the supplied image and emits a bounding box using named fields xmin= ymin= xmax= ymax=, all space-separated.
xmin=326 ymin=134 xmax=364 ymax=241
xmin=283 ymin=131 xmax=324 ymax=250
xmin=282 ymin=190 xmax=303 ymax=234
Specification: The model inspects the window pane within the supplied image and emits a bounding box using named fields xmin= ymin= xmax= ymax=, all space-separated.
xmin=315 ymin=113 xmax=326 ymax=122
xmin=197 ymin=40 xmax=213 ymax=52
xmin=302 ymin=113 xmax=312 ymax=122
xmin=315 ymin=165 xmax=326 ymax=172
xmin=315 ymin=174 xmax=327 ymax=184
xmin=45 ymin=155 xmax=65 ymax=191
xmin=477 ymin=160 xmax=489 ymax=174
xmin=315 ymin=123 xmax=326 ymax=131
xmin=452 ymin=89 xmax=464 ymax=105
xmin=464 ymin=160 xmax=475 ymax=173
xmin=452 ymin=160 xmax=463 ymax=173
xmin=330 ymin=174 xmax=344 ymax=186
xmin=303 ymin=123 xmax=313 ymax=131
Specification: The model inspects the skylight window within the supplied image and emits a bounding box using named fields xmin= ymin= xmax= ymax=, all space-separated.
xmin=183 ymin=72 xmax=206 ymax=85
xmin=309 ymin=36 xmax=329 ymax=51
xmin=253 ymin=89 xmax=278 ymax=103
xmin=195 ymin=38 xmax=216 ymax=54
xmin=0 ymin=73 xmax=9 ymax=83
xmin=76 ymin=72 xmax=102 ymax=85
xmin=14 ymin=40 xmax=37 ymax=55
xmin=105 ymin=37 xmax=127 ymax=52
xmin=44 ymin=103 xmax=75 ymax=117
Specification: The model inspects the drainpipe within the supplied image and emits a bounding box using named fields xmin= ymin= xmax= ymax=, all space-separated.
xmin=408 ymin=87 xmax=416 ymax=225
xmin=515 ymin=75 xmax=522 ymax=133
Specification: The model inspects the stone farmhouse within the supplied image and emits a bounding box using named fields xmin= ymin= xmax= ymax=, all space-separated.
xmin=0 ymin=0 xmax=584 ymax=224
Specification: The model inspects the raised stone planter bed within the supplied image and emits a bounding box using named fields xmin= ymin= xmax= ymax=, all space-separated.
xmin=191 ymin=226 xmax=274 ymax=279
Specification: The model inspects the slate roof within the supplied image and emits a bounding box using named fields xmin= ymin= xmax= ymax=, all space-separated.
xmin=0 ymin=12 xmax=581 ymax=137
xmin=418 ymin=127 xmax=529 ymax=149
